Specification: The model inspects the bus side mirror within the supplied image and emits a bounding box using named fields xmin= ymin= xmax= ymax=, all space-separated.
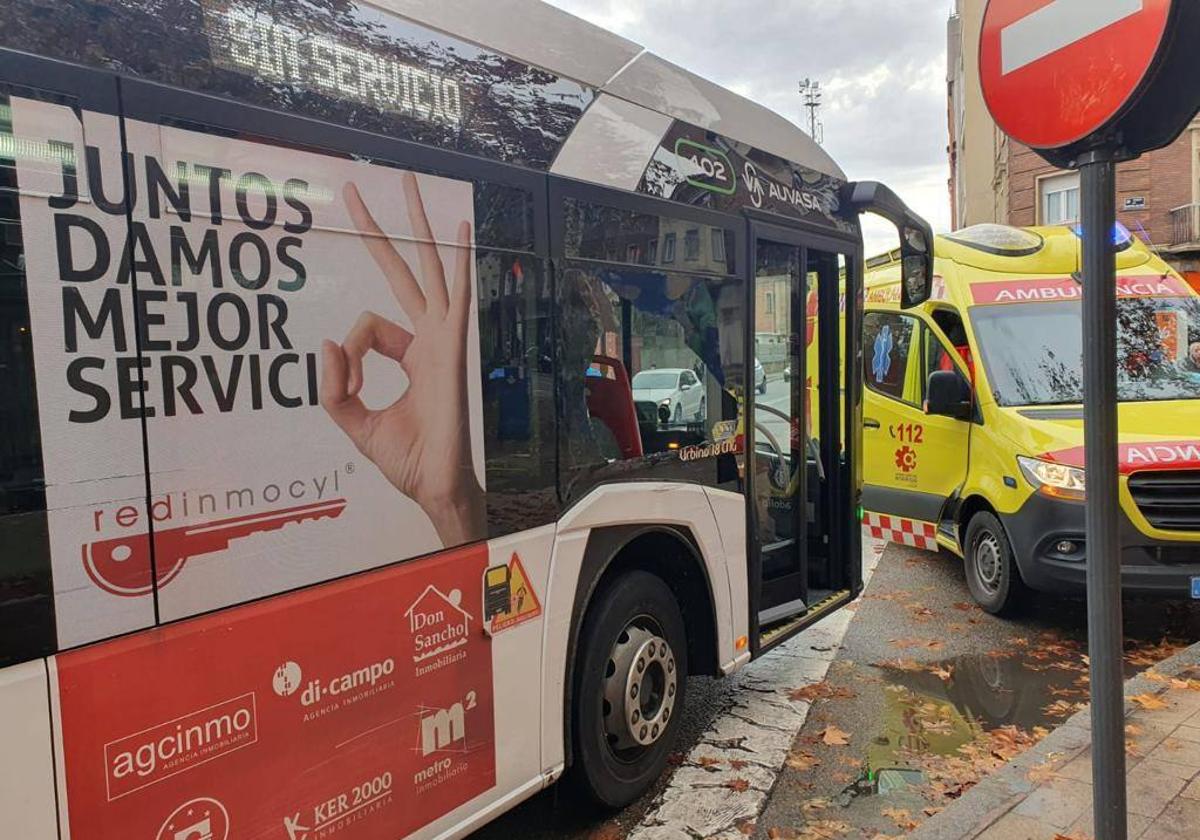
xmin=843 ymin=181 xmax=935 ymax=308
xmin=926 ymin=370 xmax=972 ymax=420
xmin=900 ymin=227 xmax=934 ymax=310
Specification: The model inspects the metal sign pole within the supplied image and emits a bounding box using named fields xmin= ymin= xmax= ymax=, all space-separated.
xmin=1079 ymin=149 xmax=1127 ymax=840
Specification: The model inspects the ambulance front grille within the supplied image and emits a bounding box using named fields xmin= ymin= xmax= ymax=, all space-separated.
xmin=1128 ymin=471 xmax=1200 ymax=532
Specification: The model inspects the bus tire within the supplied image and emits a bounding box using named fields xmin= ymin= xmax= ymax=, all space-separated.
xmin=963 ymin=511 xmax=1026 ymax=615
xmin=571 ymin=570 xmax=688 ymax=808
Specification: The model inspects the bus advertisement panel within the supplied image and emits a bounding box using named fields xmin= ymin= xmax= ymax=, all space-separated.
xmin=53 ymin=543 xmax=495 ymax=840
xmin=10 ymin=96 xmax=486 ymax=647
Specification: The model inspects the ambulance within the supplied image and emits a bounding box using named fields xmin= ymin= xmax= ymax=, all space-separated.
xmin=859 ymin=224 xmax=1200 ymax=613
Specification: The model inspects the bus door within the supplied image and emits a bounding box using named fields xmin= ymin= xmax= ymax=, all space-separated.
xmin=749 ymin=224 xmax=851 ymax=639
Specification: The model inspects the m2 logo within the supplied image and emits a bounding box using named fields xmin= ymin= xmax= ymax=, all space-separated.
xmin=419 ymin=691 xmax=477 ymax=756
xmin=675 ymin=138 xmax=736 ymax=196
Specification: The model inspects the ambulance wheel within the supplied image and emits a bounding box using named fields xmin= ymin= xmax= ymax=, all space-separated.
xmin=572 ymin=570 xmax=688 ymax=808
xmin=964 ymin=511 xmax=1026 ymax=615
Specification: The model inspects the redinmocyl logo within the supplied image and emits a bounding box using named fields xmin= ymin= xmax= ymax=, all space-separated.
xmin=156 ymin=796 xmax=230 ymax=840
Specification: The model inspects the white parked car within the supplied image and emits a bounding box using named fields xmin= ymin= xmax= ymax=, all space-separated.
xmin=632 ymin=368 xmax=705 ymax=424
xmin=754 ymin=358 xmax=767 ymax=394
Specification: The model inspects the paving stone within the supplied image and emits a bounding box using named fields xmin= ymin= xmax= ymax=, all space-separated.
xmin=1131 ymin=697 xmax=1198 ymax=727
xmin=1066 ymin=808 xmax=1152 ymax=840
xmin=1010 ymin=777 xmax=1092 ymax=829
xmin=976 ymin=811 xmax=1061 ymax=840
xmin=1145 ymin=735 xmax=1200 ymax=771
xmin=639 ymin=785 xmax=766 ymax=838
xmin=1123 ymin=721 xmax=1176 ymax=762
xmin=1172 ymin=724 xmax=1200 ymax=744
xmin=1141 ymin=796 xmax=1200 ymax=839
xmin=1055 ymin=751 xmax=1095 ymax=783
xmin=1181 ymin=777 xmax=1200 ymax=800
xmin=1125 ymin=761 xmax=1190 ymax=819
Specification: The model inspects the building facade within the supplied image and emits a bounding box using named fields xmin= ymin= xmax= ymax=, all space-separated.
xmin=947 ymin=0 xmax=1200 ymax=285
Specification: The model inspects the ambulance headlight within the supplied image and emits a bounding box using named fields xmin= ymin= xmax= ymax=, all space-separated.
xmin=1017 ymin=456 xmax=1085 ymax=501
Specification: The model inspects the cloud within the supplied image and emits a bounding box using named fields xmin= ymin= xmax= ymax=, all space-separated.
xmin=543 ymin=0 xmax=952 ymax=239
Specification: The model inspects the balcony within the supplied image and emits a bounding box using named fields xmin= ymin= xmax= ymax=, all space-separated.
xmin=1168 ymin=204 xmax=1200 ymax=251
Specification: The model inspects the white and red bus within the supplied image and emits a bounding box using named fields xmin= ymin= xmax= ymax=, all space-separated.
xmin=0 ymin=2 xmax=932 ymax=838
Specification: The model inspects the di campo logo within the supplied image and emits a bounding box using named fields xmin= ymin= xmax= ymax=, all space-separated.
xmin=272 ymin=658 xmax=396 ymax=722
xmin=273 ymin=661 xmax=302 ymax=697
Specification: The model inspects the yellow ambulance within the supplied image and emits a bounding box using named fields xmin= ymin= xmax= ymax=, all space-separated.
xmin=859 ymin=223 xmax=1200 ymax=613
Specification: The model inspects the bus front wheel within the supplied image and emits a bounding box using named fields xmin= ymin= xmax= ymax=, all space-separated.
xmin=964 ymin=511 xmax=1027 ymax=616
xmin=572 ymin=570 xmax=688 ymax=808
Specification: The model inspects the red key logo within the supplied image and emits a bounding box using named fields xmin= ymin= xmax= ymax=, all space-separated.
xmin=83 ymin=499 xmax=348 ymax=596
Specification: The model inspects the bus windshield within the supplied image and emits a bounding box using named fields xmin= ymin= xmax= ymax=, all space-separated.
xmin=970 ymin=297 xmax=1200 ymax=406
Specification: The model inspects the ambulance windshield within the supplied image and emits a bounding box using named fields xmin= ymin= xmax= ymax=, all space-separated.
xmin=970 ymin=296 xmax=1200 ymax=406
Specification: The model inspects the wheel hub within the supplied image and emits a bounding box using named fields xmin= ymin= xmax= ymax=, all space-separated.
xmin=975 ymin=534 xmax=1002 ymax=592
xmin=602 ymin=623 xmax=677 ymax=750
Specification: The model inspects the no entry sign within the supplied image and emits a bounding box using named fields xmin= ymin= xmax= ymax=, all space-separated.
xmin=980 ymin=0 xmax=1172 ymax=150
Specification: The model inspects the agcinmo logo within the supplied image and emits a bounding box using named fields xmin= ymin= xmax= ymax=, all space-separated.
xmin=105 ymin=694 xmax=258 ymax=800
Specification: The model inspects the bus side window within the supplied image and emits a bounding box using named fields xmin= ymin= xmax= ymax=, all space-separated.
xmin=476 ymin=250 xmax=558 ymax=538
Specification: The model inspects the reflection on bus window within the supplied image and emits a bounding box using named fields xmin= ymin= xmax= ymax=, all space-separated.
xmin=560 ymin=260 xmax=745 ymax=476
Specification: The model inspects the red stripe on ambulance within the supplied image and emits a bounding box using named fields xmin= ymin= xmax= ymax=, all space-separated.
xmin=863 ymin=512 xmax=939 ymax=551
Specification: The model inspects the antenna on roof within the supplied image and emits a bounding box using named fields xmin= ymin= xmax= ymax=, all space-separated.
xmin=799 ymin=78 xmax=824 ymax=145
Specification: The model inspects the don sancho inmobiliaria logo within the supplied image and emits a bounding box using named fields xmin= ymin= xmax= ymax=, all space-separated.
xmin=104 ymin=694 xmax=258 ymax=800
xmin=404 ymin=585 xmax=473 ymax=677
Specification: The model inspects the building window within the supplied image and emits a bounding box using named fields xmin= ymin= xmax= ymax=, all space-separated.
xmin=684 ymin=228 xmax=700 ymax=261
xmin=711 ymin=228 xmax=725 ymax=262
xmin=765 ymin=292 xmax=774 ymax=314
xmin=662 ymin=233 xmax=676 ymax=263
xmin=1040 ymin=172 xmax=1080 ymax=225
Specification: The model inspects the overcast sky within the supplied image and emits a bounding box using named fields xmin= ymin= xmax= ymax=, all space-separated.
xmin=543 ymin=0 xmax=953 ymax=254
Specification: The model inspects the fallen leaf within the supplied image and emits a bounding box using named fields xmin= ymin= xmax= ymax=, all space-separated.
xmin=736 ymin=819 xmax=756 ymax=836
xmin=725 ymin=778 xmax=751 ymax=792
xmin=786 ymin=751 xmax=821 ymax=771
xmin=820 ymin=725 xmax=851 ymax=746
xmin=880 ymin=806 xmax=918 ymax=831
xmin=729 ymin=758 xmax=748 ymax=770
xmin=1130 ymin=693 xmax=1170 ymax=711
xmin=802 ymin=797 xmax=830 ymax=814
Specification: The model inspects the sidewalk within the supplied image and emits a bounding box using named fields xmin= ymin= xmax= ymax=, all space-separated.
xmin=910 ymin=641 xmax=1200 ymax=840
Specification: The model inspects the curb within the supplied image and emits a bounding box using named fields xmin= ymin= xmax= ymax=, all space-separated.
xmin=909 ymin=639 xmax=1200 ymax=839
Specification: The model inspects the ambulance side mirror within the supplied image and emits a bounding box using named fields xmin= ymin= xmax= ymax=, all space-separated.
xmin=926 ymin=370 xmax=972 ymax=420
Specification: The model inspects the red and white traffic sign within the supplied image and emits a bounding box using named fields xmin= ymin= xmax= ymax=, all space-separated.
xmin=980 ymin=0 xmax=1173 ymax=149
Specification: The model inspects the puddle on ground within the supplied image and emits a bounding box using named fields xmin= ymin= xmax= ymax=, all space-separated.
xmin=838 ymin=651 xmax=1090 ymax=805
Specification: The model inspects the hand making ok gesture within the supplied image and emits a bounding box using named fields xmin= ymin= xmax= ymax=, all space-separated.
xmin=320 ymin=171 xmax=485 ymax=547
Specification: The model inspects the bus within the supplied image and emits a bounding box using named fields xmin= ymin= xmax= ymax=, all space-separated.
xmin=0 ymin=2 xmax=932 ymax=838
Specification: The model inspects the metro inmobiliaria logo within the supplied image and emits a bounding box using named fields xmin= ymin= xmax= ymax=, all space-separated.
xmin=272 ymin=657 xmax=397 ymax=722
xmin=104 ymin=693 xmax=258 ymax=800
